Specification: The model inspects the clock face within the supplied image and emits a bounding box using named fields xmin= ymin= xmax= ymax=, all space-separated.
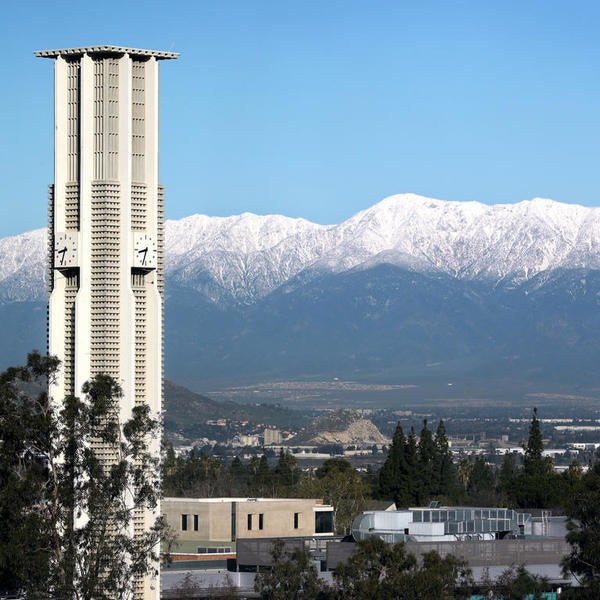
xmin=54 ymin=232 xmax=78 ymax=268
xmin=133 ymin=233 xmax=157 ymax=268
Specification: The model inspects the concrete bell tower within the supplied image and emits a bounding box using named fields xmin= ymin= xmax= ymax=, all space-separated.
xmin=36 ymin=45 xmax=178 ymax=600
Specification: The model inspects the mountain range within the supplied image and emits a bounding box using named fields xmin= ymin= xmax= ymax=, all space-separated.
xmin=2 ymin=193 xmax=600 ymax=393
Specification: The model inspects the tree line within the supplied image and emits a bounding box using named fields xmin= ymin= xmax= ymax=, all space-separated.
xmin=377 ymin=409 xmax=584 ymax=510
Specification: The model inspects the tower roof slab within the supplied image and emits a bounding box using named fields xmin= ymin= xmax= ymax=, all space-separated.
xmin=35 ymin=45 xmax=179 ymax=60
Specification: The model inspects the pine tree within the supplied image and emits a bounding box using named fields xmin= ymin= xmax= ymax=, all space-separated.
xmin=378 ymin=422 xmax=407 ymax=505
xmin=250 ymin=454 xmax=274 ymax=496
xmin=523 ymin=407 xmax=551 ymax=476
xmin=467 ymin=456 xmax=497 ymax=505
xmin=418 ymin=419 xmax=437 ymax=502
xmin=498 ymin=451 xmax=518 ymax=505
xmin=515 ymin=408 xmax=559 ymax=508
xmin=434 ymin=420 xmax=456 ymax=497
xmin=405 ymin=427 xmax=421 ymax=505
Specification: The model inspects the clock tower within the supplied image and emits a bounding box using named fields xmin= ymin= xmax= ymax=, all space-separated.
xmin=36 ymin=45 xmax=178 ymax=600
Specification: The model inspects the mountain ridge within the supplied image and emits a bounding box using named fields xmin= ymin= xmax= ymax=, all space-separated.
xmin=4 ymin=194 xmax=600 ymax=307
xmin=3 ymin=193 xmax=600 ymax=391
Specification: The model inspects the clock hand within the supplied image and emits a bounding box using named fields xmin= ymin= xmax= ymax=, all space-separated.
xmin=138 ymin=247 xmax=148 ymax=265
xmin=58 ymin=246 xmax=67 ymax=265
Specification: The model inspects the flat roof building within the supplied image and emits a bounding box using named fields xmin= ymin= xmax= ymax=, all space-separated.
xmin=352 ymin=505 xmax=533 ymax=543
xmin=163 ymin=497 xmax=335 ymax=556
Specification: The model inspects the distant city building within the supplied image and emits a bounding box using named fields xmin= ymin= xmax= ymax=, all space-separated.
xmin=233 ymin=434 xmax=260 ymax=447
xmin=264 ymin=427 xmax=282 ymax=445
xmin=37 ymin=45 xmax=178 ymax=600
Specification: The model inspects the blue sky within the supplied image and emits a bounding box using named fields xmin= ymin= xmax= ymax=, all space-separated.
xmin=2 ymin=0 xmax=600 ymax=237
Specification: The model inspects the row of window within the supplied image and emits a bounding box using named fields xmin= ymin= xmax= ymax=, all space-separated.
xmin=181 ymin=512 xmax=303 ymax=532
xmin=181 ymin=514 xmax=199 ymax=531
xmin=247 ymin=513 xmax=264 ymax=531
xmin=196 ymin=546 xmax=232 ymax=554
xmin=248 ymin=512 xmax=303 ymax=531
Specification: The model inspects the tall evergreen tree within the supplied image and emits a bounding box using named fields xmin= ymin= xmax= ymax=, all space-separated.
xmin=405 ymin=428 xmax=421 ymax=505
xmin=378 ymin=423 xmax=407 ymax=505
xmin=523 ymin=408 xmax=551 ymax=476
xmin=513 ymin=408 xmax=561 ymax=508
xmin=467 ymin=456 xmax=497 ymax=505
xmin=418 ymin=419 xmax=437 ymax=502
xmin=250 ymin=454 xmax=274 ymax=496
xmin=498 ymin=451 xmax=518 ymax=504
xmin=433 ymin=420 xmax=456 ymax=498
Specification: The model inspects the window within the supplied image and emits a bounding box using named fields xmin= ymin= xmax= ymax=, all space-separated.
xmin=231 ymin=503 xmax=237 ymax=541
xmin=247 ymin=514 xmax=253 ymax=530
xmin=259 ymin=513 xmax=264 ymax=530
xmin=197 ymin=546 xmax=232 ymax=555
xmin=131 ymin=270 xmax=145 ymax=287
xmin=181 ymin=514 xmax=188 ymax=531
xmin=315 ymin=510 xmax=334 ymax=534
xmin=193 ymin=514 xmax=199 ymax=531
xmin=294 ymin=512 xmax=300 ymax=529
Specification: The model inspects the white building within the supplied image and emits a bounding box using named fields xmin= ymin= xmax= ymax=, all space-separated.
xmin=37 ymin=45 xmax=178 ymax=600
xmin=352 ymin=505 xmax=533 ymax=543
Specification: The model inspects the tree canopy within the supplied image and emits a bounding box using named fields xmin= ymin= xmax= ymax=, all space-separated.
xmin=0 ymin=352 xmax=165 ymax=599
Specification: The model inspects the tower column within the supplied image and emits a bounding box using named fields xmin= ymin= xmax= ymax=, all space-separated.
xmin=37 ymin=45 xmax=178 ymax=600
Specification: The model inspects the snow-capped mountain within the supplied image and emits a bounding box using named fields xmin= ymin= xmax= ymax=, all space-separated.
xmin=0 ymin=229 xmax=47 ymax=302
xmin=5 ymin=194 xmax=600 ymax=305
xmin=165 ymin=212 xmax=330 ymax=303
xmin=3 ymin=193 xmax=600 ymax=389
xmin=166 ymin=193 xmax=600 ymax=303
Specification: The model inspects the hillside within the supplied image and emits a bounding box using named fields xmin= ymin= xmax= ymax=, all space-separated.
xmin=163 ymin=380 xmax=308 ymax=442
xmin=4 ymin=194 xmax=600 ymax=394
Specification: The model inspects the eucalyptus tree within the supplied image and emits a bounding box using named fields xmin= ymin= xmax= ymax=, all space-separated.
xmin=0 ymin=352 xmax=165 ymax=599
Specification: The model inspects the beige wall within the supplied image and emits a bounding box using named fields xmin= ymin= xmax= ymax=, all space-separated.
xmin=237 ymin=498 xmax=319 ymax=539
xmin=163 ymin=498 xmax=333 ymax=544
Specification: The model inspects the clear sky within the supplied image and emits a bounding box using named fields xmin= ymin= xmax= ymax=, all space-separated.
xmin=1 ymin=0 xmax=600 ymax=237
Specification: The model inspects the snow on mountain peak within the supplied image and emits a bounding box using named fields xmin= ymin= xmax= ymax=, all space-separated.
xmin=3 ymin=194 xmax=600 ymax=305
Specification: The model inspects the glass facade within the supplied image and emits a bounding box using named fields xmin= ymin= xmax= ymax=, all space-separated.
xmin=408 ymin=507 xmax=529 ymax=537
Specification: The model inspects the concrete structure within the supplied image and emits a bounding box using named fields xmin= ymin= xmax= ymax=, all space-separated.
xmin=37 ymin=45 xmax=178 ymax=600
xmin=264 ymin=428 xmax=282 ymax=445
xmin=352 ymin=506 xmax=533 ymax=543
xmin=163 ymin=497 xmax=335 ymax=555
xmin=162 ymin=505 xmax=572 ymax=594
xmin=326 ymin=538 xmax=572 ymax=587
